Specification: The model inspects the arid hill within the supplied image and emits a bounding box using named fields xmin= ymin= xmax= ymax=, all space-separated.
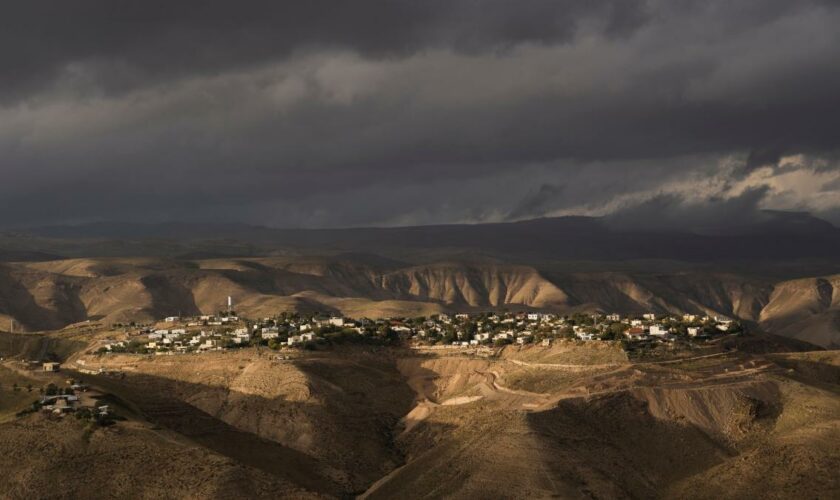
xmin=0 ymin=256 xmax=838 ymax=347
xmin=0 ymin=415 xmax=316 ymax=499
xmin=2 ymin=334 xmax=833 ymax=499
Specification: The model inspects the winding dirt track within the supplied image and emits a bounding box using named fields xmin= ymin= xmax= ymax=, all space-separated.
xmin=507 ymin=350 xmax=733 ymax=370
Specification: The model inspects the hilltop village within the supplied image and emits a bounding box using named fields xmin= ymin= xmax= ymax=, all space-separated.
xmin=97 ymin=309 xmax=743 ymax=356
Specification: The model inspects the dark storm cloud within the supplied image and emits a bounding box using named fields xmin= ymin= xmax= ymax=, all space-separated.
xmin=744 ymin=148 xmax=784 ymax=173
xmin=0 ymin=0 xmax=648 ymax=100
xmin=0 ymin=0 xmax=839 ymax=229
xmin=508 ymin=184 xmax=566 ymax=221
xmin=603 ymin=186 xmax=774 ymax=233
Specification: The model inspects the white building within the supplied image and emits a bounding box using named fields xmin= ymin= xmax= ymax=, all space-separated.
xmin=649 ymin=325 xmax=669 ymax=336
xmin=714 ymin=316 xmax=732 ymax=324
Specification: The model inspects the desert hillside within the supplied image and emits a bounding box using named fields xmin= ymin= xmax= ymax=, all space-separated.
xmin=0 ymin=256 xmax=838 ymax=347
xmin=2 ymin=335 xmax=830 ymax=499
xmin=0 ymin=415 xmax=314 ymax=499
xmin=759 ymin=276 xmax=840 ymax=347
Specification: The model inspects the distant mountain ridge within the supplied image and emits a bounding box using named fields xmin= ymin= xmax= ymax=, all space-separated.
xmin=7 ymin=211 xmax=840 ymax=262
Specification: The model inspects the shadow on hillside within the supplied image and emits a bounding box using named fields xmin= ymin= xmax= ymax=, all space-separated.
xmin=769 ymin=356 xmax=840 ymax=394
xmin=69 ymin=354 xmax=419 ymax=497
xmin=140 ymin=274 xmax=202 ymax=317
xmin=0 ymin=332 xmax=85 ymax=362
xmin=526 ymin=392 xmax=735 ymax=498
xmin=75 ymin=370 xmax=345 ymax=497
xmin=0 ymin=266 xmax=87 ymax=330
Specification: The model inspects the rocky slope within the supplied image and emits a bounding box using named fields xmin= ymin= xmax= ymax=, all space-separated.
xmin=365 ymin=346 xmax=839 ymax=499
xmin=759 ymin=275 xmax=840 ymax=347
xmin=3 ymin=341 xmax=838 ymax=499
xmin=0 ymin=416 xmax=314 ymax=499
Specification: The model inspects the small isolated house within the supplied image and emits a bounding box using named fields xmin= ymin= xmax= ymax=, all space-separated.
xmin=43 ymin=362 xmax=60 ymax=372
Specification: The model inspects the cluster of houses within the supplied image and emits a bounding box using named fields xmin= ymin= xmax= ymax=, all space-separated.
xmin=98 ymin=311 xmax=740 ymax=355
xmin=35 ymin=380 xmax=110 ymax=419
xmin=613 ymin=313 xmax=735 ymax=342
xmin=101 ymin=314 xmax=356 ymax=354
xmin=40 ymin=398 xmax=110 ymax=420
xmin=401 ymin=311 xmax=737 ymax=347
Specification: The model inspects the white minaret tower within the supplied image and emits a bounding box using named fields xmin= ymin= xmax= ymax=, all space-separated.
xmin=227 ymin=296 xmax=233 ymax=313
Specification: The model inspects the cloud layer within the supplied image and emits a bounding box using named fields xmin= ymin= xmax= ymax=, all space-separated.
xmin=1 ymin=0 xmax=838 ymax=228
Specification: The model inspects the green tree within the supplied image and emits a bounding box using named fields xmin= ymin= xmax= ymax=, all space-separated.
xmin=441 ymin=328 xmax=457 ymax=345
xmin=559 ymin=326 xmax=575 ymax=340
xmin=727 ymin=322 xmax=744 ymax=334
xmin=601 ymin=322 xmax=626 ymax=340
xmin=462 ymin=322 xmax=477 ymax=340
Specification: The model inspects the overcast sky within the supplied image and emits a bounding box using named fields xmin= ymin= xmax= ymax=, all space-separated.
xmin=1 ymin=0 xmax=839 ymax=229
